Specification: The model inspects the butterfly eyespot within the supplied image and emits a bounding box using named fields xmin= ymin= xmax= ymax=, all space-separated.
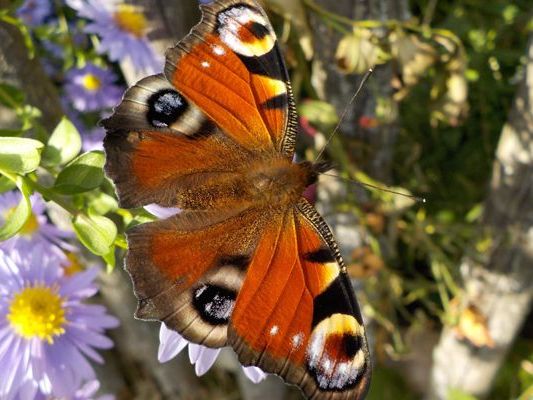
xmin=216 ymin=5 xmax=275 ymax=57
xmin=192 ymin=283 xmax=237 ymax=325
xmin=342 ymin=333 xmax=361 ymax=359
xmin=306 ymin=315 xmax=367 ymax=391
xmin=247 ymin=21 xmax=269 ymax=39
xmin=147 ymin=89 xmax=189 ymax=128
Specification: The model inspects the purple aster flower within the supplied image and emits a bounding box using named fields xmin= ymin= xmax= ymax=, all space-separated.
xmin=0 ymin=191 xmax=74 ymax=254
xmin=82 ymin=127 xmax=106 ymax=152
xmin=26 ymin=379 xmax=114 ymax=400
xmin=16 ymin=0 xmax=52 ymax=26
xmin=158 ymin=324 xmax=267 ymax=383
xmin=64 ymin=64 xmax=124 ymax=112
xmin=70 ymin=380 xmax=114 ymax=400
xmin=66 ymin=0 xmax=163 ymax=74
xmin=0 ymin=247 xmax=119 ymax=399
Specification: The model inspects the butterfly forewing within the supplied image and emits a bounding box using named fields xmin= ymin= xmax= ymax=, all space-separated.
xmin=103 ymin=74 xmax=259 ymax=210
xmin=165 ymin=0 xmax=297 ymax=157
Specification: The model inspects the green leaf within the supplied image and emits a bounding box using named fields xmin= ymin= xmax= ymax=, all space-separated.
xmin=465 ymin=204 xmax=483 ymax=223
xmin=0 ymin=137 xmax=44 ymax=174
xmin=0 ymin=82 xmax=24 ymax=109
xmin=42 ymin=117 xmax=82 ymax=166
xmin=0 ymin=176 xmax=32 ymax=241
xmin=0 ymin=176 xmax=16 ymax=193
xmin=518 ymin=384 xmax=533 ymax=400
xmin=298 ymin=100 xmax=338 ymax=128
xmin=0 ymin=128 xmax=24 ymax=137
xmin=54 ymin=151 xmax=105 ymax=194
xmin=103 ymin=247 xmax=116 ymax=272
xmin=72 ymin=213 xmax=117 ymax=256
xmin=87 ymin=192 xmax=119 ymax=215
xmin=447 ymin=388 xmax=478 ymax=400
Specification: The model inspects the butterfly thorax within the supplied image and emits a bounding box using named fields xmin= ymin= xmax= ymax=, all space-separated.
xmin=244 ymin=158 xmax=317 ymax=210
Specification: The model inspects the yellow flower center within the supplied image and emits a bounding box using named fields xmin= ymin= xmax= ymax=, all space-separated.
xmin=82 ymin=73 xmax=101 ymax=91
xmin=63 ymin=252 xmax=83 ymax=276
xmin=113 ymin=4 xmax=147 ymax=38
xmin=7 ymin=286 xmax=66 ymax=343
xmin=4 ymin=208 xmax=39 ymax=236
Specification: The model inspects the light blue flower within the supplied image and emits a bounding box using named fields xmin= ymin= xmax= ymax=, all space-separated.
xmin=64 ymin=64 xmax=124 ymax=112
xmin=66 ymin=0 xmax=162 ymax=74
xmin=0 ymin=248 xmax=119 ymax=399
xmin=16 ymin=0 xmax=52 ymax=26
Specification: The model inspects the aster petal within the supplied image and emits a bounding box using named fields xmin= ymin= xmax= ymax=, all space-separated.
xmin=14 ymin=378 xmax=38 ymax=400
xmin=242 ymin=366 xmax=268 ymax=383
xmin=45 ymin=340 xmax=94 ymax=397
xmin=189 ymin=345 xmax=221 ymax=377
xmin=16 ymin=0 xmax=51 ymax=27
xmin=30 ymin=339 xmax=46 ymax=380
xmin=59 ymin=267 xmax=99 ymax=298
xmin=71 ymin=339 xmax=104 ymax=364
xmin=158 ymin=324 xmax=188 ymax=363
xmin=0 ymin=336 xmax=27 ymax=399
xmin=0 ymin=329 xmax=18 ymax=363
xmin=67 ymin=325 xmax=114 ymax=350
xmin=69 ymin=304 xmax=120 ymax=330
xmin=145 ymin=204 xmax=181 ymax=219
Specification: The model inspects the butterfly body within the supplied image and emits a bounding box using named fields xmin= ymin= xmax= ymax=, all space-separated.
xmin=175 ymin=156 xmax=318 ymax=211
xmin=103 ymin=1 xmax=371 ymax=399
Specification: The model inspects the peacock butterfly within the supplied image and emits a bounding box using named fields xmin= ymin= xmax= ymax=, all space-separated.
xmin=102 ymin=1 xmax=371 ymax=398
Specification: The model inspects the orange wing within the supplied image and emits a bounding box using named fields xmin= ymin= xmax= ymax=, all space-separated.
xmin=125 ymin=206 xmax=267 ymax=347
xmin=165 ymin=0 xmax=297 ymax=157
xmin=103 ymin=74 xmax=254 ymax=209
xmin=229 ymin=199 xmax=371 ymax=400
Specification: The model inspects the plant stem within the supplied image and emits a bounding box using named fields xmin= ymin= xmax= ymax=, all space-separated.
xmin=22 ymin=175 xmax=79 ymax=216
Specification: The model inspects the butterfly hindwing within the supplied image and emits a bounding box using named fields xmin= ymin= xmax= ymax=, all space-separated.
xmin=229 ymin=199 xmax=371 ymax=399
xmin=126 ymin=207 xmax=266 ymax=347
xmin=165 ymin=0 xmax=297 ymax=157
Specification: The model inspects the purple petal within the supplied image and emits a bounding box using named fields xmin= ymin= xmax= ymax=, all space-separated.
xmin=242 ymin=366 xmax=267 ymax=383
xmin=59 ymin=267 xmax=99 ymax=297
xmin=145 ymin=204 xmax=181 ymax=219
xmin=188 ymin=345 xmax=221 ymax=376
xmin=158 ymin=324 xmax=188 ymax=363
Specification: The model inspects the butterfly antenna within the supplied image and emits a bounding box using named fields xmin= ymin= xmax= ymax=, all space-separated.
xmin=320 ymin=172 xmax=427 ymax=203
xmin=315 ymin=68 xmax=374 ymax=162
